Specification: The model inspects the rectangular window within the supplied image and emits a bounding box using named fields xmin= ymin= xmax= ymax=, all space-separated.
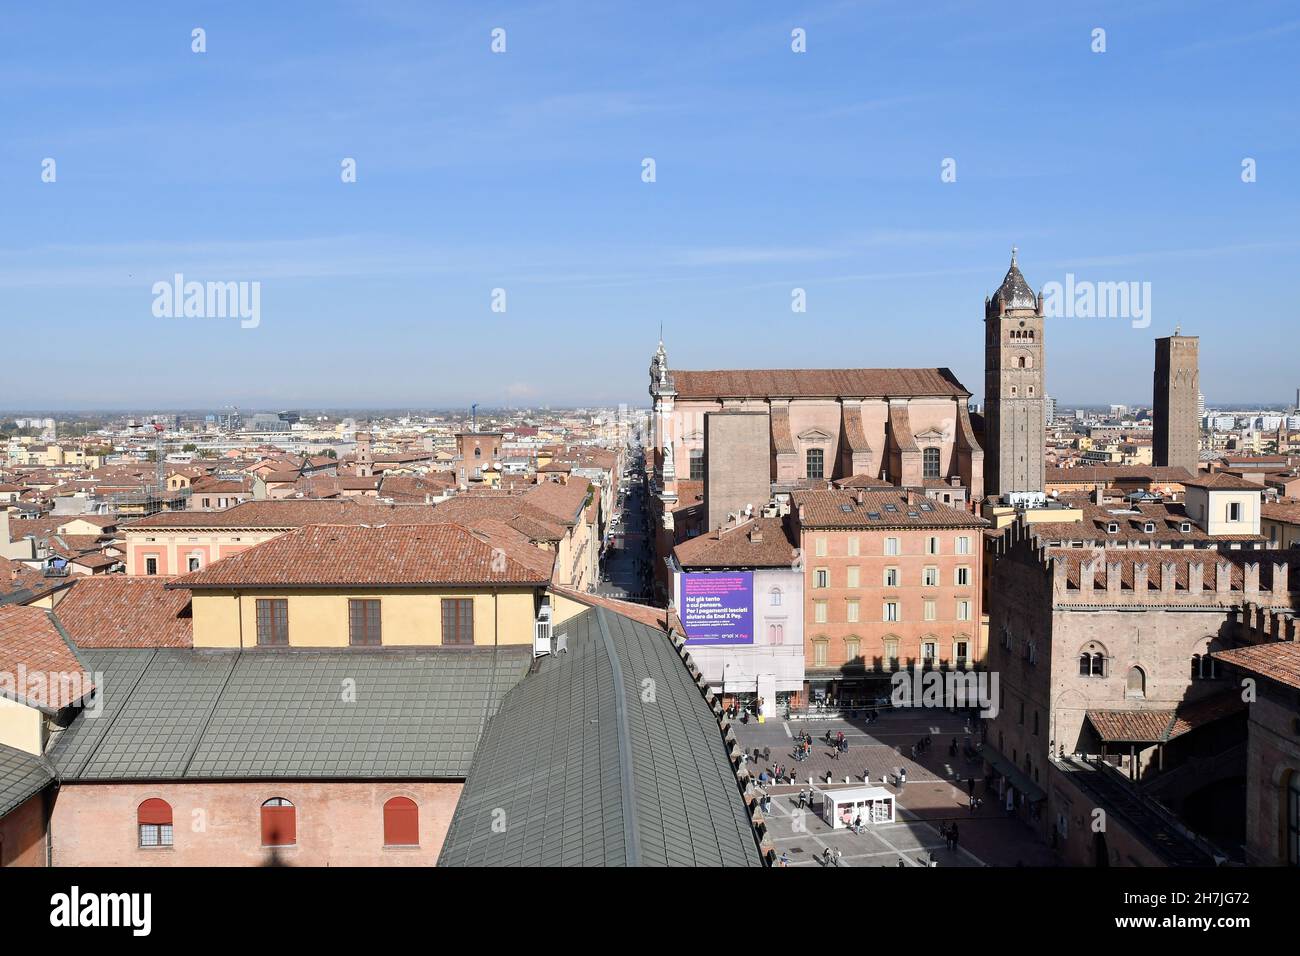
xmin=1228 ymin=502 xmax=1242 ymax=522
xmin=814 ymin=568 xmax=829 ymax=589
xmin=957 ymin=599 xmax=971 ymax=621
xmin=441 ymin=598 xmax=475 ymax=645
xmin=927 ymin=536 xmax=940 ymax=555
xmin=846 ymin=566 xmax=860 ymax=589
xmin=145 ymin=556 xmax=158 ymax=576
xmin=923 ymin=566 xmax=939 ymax=587
xmin=844 ymin=639 xmax=860 ymax=662
xmin=884 ymin=567 xmax=899 ymax=587
xmin=884 ymin=640 xmax=899 ymax=669
xmin=923 ymin=447 xmax=941 ymax=479
xmin=806 ymin=448 xmax=824 ymax=480
xmin=814 ymin=642 xmax=827 ymax=667
xmin=847 ymin=537 xmax=860 ymax=557
xmin=883 ymin=601 xmax=899 ymax=622
xmin=815 ymin=537 xmax=827 ymax=557
xmin=924 ymin=599 xmax=936 ymax=621
xmin=955 ymin=640 xmax=969 ymax=665
xmin=255 ymin=599 xmax=289 ymax=646
xmin=187 ymin=556 xmax=200 ymax=572
xmin=885 ymin=537 xmax=899 ymax=556
xmin=689 ymin=451 xmax=704 ymax=481
xmin=846 ymin=599 xmax=859 ymax=623
xmin=814 ymin=601 xmax=828 ymax=624
xmin=348 ymin=599 xmax=382 ymax=646
xmin=956 ymin=536 xmax=971 ymax=555
xmin=956 ymin=566 xmax=971 ymax=586
xmin=138 ymin=824 xmax=173 ymax=847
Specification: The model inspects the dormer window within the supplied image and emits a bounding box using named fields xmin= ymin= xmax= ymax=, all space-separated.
xmin=1180 ymin=521 xmax=1192 ymax=533
xmin=1107 ymin=522 xmax=1119 ymax=534
xmin=1143 ymin=521 xmax=1156 ymax=533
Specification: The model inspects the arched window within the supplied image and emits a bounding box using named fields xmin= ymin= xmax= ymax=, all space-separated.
xmin=769 ymin=587 xmax=782 ymax=607
xmin=1125 ymin=666 xmax=1146 ymax=699
xmin=1017 ymin=356 xmax=1027 ymax=368
xmin=261 ymin=797 xmax=296 ymax=847
xmin=1192 ymin=652 xmax=1218 ymax=680
xmin=383 ymin=797 xmax=420 ymax=847
xmin=922 ymin=447 xmax=941 ymax=479
xmin=138 ymin=798 xmax=173 ymax=847
xmin=768 ymin=622 xmax=784 ymax=645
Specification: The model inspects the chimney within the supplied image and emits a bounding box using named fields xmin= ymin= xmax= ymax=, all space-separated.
xmin=749 ymin=526 xmax=763 ymax=544
xmin=855 ymin=489 xmax=864 ymax=506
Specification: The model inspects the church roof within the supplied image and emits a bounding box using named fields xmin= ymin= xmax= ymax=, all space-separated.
xmin=992 ymin=249 xmax=1037 ymax=310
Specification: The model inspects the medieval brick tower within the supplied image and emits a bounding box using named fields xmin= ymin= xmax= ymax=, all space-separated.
xmin=1153 ymin=330 xmax=1200 ymax=475
xmin=984 ymin=248 xmax=1046 ymax=500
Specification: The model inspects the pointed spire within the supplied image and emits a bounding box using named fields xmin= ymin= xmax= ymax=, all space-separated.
xmin=1011 ymin=245 xmax=1018 ymax=267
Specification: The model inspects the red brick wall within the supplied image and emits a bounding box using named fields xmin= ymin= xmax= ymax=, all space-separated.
xmin=50 ymin=781 xmax=462 ymax=866
xmin=0 ymin=793 xmax=48 ymax=866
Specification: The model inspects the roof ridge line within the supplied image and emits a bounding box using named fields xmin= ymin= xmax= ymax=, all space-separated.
xmin=593 ymin=607 xmax=641 ymax=867
xmin=178 ymin=650 xmax=244 ymax=777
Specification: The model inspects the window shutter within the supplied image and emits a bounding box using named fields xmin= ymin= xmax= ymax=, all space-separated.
xmin=138 ymin=798 xmax=172 ymax=826
xmin=383 ymin=797 xmax=419 ymax=846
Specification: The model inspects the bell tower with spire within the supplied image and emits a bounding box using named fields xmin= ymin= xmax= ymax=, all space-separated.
xmin=649 ymin=337 xmax=678 ymax=506
xmin=984 ymin=247 xmax=1046 ymax=500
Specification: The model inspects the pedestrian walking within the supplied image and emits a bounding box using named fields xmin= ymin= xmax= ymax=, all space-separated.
xmin=951 ymin=822 xmax=959 ymax=850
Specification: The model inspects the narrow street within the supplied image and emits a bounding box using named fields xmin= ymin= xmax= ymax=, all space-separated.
xmin=596 ymin=441 xmax=655 ymax=603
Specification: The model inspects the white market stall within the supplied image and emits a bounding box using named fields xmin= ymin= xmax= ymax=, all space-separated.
xmin=817 ymin=786 xmax=896 ymax=829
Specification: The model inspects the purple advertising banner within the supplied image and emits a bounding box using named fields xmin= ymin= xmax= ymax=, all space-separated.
xmin=681 ymin=571 xmax=754 ymax=645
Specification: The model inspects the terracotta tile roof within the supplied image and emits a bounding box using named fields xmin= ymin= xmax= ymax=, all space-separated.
xmin=550 ymin=586 xmax=677 ymax=632
xmin=1214 ymin=642 xmax=1300 ymax=691
xmin=0 ymin=557 xmax=60 ymax=605
xmin=769 ymin=406 xmax=795 ymax=454
xmin=792 ymin=488 xmax=986 ymax=529
xmin=54 ymin=576 xmax=193 ymax=648
xmin=171 ymin=523 xmax=551 ymax=589
xmin=1049 ymin=547 xmax=1300 ymax=592
xmin=673 ymin=517 xmax=799 ymax=568
xmin=1183 ymin=473 xmax=1262 ymax=490
xmin=126 ymin=498 xmax=439 ymax=530
xmin=520 ymin=480 xmax=591 ymax=526
xmin=1086 ymin=708 xmax=1174 ymax=743
xmin=672 ymin=368 xmax=969 ymax=400
xmin=1028 ymin=501 xmax=1266 ymax=546
xmin=1263 ymin=499 xmax=1300 ymax=525
xmin=1044 ymin=465 xmax=1195 ymax=485
xmin=841 ymin=405 xmax=870 ymax=454
xmin=0 ymin=605 xmax=93 ymax=709
xmin=1166 ymin=692 xmax=1246 ymax=740
xmin=1087 ymin=692 xmax=1244 ymax=743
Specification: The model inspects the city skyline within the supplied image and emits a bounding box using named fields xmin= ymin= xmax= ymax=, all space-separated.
xmin=3 ymin=1 xmax=1298 ymax=408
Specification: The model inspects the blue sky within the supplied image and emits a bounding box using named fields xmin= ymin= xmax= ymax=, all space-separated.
xmin=2 ymin=0 xmax=1297 ymax=411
